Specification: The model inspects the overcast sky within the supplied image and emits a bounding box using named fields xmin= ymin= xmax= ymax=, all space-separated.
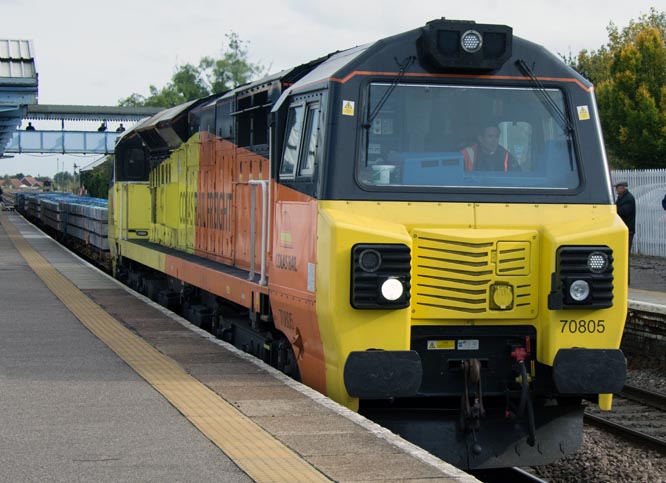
xmin=0 ymin=0 xmax=660 ymax=177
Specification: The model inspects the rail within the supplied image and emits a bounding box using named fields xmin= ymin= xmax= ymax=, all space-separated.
xmin=584 ymin=384 xmax=666 ymax=454
xmin=621 ymin=384 xmax=666 ymax=410
xmin=472 ymin=467 xmax=550 ymax=483
xmin=1 ymin=191 xmax=15 ymax=210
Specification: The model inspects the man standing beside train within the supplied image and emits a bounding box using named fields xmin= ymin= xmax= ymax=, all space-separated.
xmin=615 ymin=181 xmax=635 ymax=284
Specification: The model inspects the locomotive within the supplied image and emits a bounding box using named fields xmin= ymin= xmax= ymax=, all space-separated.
xmin=25 ymin=19 xmax=630 ymax=470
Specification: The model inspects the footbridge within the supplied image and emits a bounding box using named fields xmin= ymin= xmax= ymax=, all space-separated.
xmin=6 ymin=104 xmax=163 ymax=155
xmin=1 ymin=38 xmax=162 ymax=158
xmin=0 ymin=39 xmax=37 ymax=157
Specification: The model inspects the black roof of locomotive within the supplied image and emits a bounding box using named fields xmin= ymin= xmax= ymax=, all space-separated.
xmin=118 ymin=20 xmax=593 ymax=155
xmin=276 ymin=21 xmax=592 ymax=102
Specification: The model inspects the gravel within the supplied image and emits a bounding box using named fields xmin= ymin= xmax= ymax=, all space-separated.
xmin=626 ymin=367 xmax=666 ymax=394
xmin=523 ymin=365 xmax=666 ymax=483
xmin=527 ymin=426 xmax=666 ymax=483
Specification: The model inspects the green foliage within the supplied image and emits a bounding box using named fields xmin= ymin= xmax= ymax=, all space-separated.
xmin=53 ymin=171 xmax=77 ymax=192
xmin=568 ymin=9 xmax=666 ymax=168
xmin=53 ymin=171 xmax=73 ymax=184
xmin=566 ymin=46 xmax=613 ymax=85
xmin=118 ymin=32 xmax=265 ymax=108
xmin=119 ymin=63 xmax=210 ymax=107
xmin=81 ymin=158 xmax=113 ymax=199
xmin=199 ymin=32 xmax=266 ymax=93
xmin=114 ymin=33 xmax=265 ymax=192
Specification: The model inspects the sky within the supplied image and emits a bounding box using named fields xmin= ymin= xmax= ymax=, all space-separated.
xmin=0 ymin=0 xmax=660 ymax=177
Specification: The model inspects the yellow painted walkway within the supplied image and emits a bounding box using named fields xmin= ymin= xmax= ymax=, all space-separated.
xmin=1 ymin=215 xmax=330 ymax=483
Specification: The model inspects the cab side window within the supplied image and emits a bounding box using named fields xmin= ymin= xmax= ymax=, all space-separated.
xmin=299 ymin=105 xmax=320 ymax=177
xmin=280 ymin=102 xmax=321 ymax=180
xmin=280 ymin=105 xmax=304 ymax=178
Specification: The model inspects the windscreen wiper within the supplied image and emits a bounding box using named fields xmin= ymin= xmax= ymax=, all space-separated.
xmin=516 ymin=59 xmax=575 ymax=169
xmin=363 ymin=56 xmax=415 ymax=129
xmin=515 ymin=59 xmax=575 ymax=134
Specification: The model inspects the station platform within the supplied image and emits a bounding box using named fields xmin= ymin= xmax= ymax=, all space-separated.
xmin=628 ymin=253 xmax=666 ymax=308
xmin=628 ymin=288 xmax=666 ymax=315
xmin=0 ymin=211 xmax=478 ymax=483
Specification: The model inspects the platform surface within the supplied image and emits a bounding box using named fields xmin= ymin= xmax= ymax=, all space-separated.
xmin=0 ymin=212 xmax=477 ymax=483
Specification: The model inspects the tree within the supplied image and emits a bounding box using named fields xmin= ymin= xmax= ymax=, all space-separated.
xmin=568 ymin=9 xmax=666 ymax=168
xmin=119 ymin=32 xmax=265 ymax=108
xmin=53 ymin=171 xmax=75 ymax=192
xmin=81 ymin=157 xmax=113 ymax=199
xmin=563 ymin=46 xmax=612 ymax=86
xmin=199 ymin=32 xmax=266 ymax=94
xmin=119 ymin=63 xmax=210 ymax=108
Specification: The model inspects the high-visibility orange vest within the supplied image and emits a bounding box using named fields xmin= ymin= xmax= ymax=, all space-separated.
xmin=462 ymin=145 xmax=509 ymax=172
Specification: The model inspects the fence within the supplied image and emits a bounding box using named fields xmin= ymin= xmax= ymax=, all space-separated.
xmin=611 ymin=169 xmax=666 ymax=258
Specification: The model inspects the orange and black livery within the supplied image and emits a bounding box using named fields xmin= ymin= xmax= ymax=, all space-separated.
xmin=21 ymin=19 xmax=628 ymax=470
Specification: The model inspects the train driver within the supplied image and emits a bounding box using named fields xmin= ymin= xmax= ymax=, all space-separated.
xmin=461 ymin=123 xmax=518 ymax=172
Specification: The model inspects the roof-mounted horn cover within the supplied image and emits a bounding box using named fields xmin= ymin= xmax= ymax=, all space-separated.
xmin=420 ymin=19 xmax=512 ymax=72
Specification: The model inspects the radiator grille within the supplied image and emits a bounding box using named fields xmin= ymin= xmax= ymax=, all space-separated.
xmin=412 ymin=229 xmax=536 ymax=318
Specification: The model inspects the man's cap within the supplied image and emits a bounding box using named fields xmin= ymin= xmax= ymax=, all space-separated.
xmin=615 ymin=181 xmax=628 ymax=187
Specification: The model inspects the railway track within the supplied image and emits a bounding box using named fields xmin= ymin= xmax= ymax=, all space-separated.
xmin=584 ymin=384 xmax=666 ymax=454
xmin=471 ymin=466 xmax=550 ymax=483
xmin=1 ymin=191 xmax=15 ymax=211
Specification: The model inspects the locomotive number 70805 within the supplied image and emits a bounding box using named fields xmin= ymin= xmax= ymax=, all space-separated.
xmin=559 ymin=319 xmax=606 ymax=334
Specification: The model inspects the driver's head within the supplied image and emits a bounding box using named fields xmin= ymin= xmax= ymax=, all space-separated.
xmin=477 ymin=125 xmax=500 ymax=154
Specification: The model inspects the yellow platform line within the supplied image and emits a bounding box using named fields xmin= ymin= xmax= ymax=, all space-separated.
xmin=1 ymin=215 xmax=330 ymax=483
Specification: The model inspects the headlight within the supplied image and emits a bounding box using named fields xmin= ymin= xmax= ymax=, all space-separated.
xmin=351 ymin=244 xmax=411 ymax=309
xmin=569 ymin=280 xmax=590 ymax=301
xmin=587 ymin=251 xmax=609 ymax=273
xmin=359 ymin=249 xmax=382 ymax=272
xmin=381 ymin=278 xmax=404 ymax=301
xmin=461 ymin=30 xmax=483 ymax=53
xmin=549 ymin=246 xmax=614 ymax=310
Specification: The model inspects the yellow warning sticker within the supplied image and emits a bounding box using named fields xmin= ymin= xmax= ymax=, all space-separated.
xmin=342 ymin=100 xmax=355 ymax=116
xmin=577 ymin=105 xmax=590 ymax=120
xmin=427 ymin=340 xmax=455 ymax=350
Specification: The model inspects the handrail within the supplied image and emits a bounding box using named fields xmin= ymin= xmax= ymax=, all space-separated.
xmin=247 ymin=179 xmax=269 ymax=286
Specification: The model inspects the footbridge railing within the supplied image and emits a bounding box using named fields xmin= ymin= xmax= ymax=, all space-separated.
xmin=6 ymin=130 xmax=120 ymax=155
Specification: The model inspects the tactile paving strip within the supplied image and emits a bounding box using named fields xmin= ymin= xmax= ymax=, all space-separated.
xmin=1 ymin=214 xmax=330 ymax=482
